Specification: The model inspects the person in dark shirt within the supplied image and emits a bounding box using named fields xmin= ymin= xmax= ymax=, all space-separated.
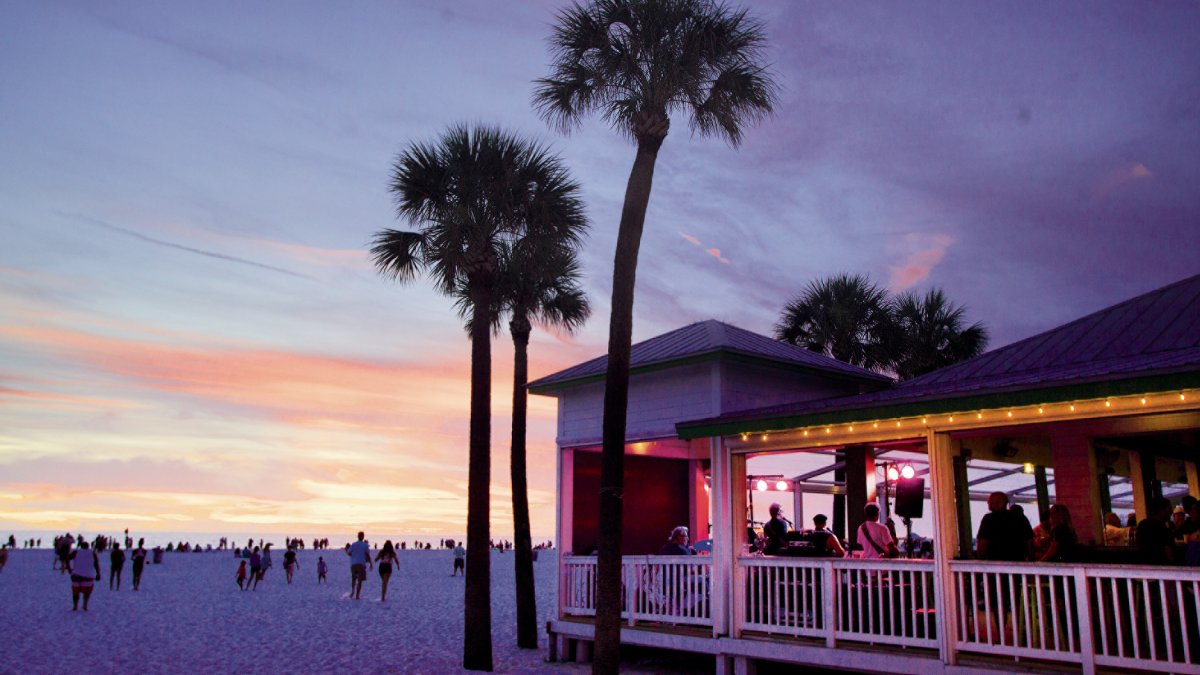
xmin=1037 ymin=504 xmax=1078 ymax=562
xmin=762 ymin=503 xmax=790 ymax=555
xmin=810 ymin=514 xmax=845 ymax=557
xmin=657 ymin=526 xmax=696 ymax=555
xmin=976 ymin=492 xmax=1030 ymax=561
xmin=1137 ymin=497 xmax=1176 ymax=565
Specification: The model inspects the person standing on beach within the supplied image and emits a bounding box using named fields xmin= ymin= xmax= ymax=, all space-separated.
xmin=451 ymin=539 xmax=465 ymax=577
xmin=109 ymin=542 xmax=125 ymax=590
xmin=131 ymin=538 xmax=147 ymax=591
xmin=68 ymin=541 xmax=100 ymax=610
xmin=248 ymin=547 xmax=262 ymax=591
xmin=316 ymin=556 xmax=327 ymax=583
xmin=375 ymin=540 xmax=398 ymax=601
xmin=283 ymin=546 xmax=299 ymax=584
xmin=260 ymin=543 xmax=273 ymax=584
xmin=346 ymin=531 xmax=372 ymax=599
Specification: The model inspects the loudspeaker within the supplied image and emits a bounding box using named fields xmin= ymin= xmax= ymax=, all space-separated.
xmin=894 ymin=477 xmax=924 ymax=519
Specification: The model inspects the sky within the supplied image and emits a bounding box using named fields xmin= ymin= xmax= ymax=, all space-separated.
xmin=1 ymin=1 xmax=1197 ymax=542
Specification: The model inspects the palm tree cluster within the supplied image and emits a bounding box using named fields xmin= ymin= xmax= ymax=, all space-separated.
xmin=774 ymin=273 xmax=989 ymax=380
xmin=371 ymin=124 xmax=588 ymax=670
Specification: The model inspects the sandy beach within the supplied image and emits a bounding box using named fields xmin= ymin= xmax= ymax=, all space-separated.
xmin=0 ymin=547 xmax=624 ymax=674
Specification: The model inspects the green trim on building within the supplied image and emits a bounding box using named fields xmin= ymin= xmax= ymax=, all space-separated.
xmin=676 ymin=370 xmax=1200 ymax=440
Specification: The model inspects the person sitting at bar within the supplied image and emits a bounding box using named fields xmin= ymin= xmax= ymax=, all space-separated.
xmin=658 ymin=526 xmax=696 ymax=555
xmin=762 ymin=503 xmax=790 ymax=556
xmin=1138 ymin=497 xmax=1176 ymax=565
xmin=1103 ymin=512 xmax=1130 ymax=546
xmin=975 ymin=492 xmax=1030 ymax=561
xmin=810 ymin=514 xmax=846 ymax=557
xmin=1037 ymin=504 xmax=1079 ymax=562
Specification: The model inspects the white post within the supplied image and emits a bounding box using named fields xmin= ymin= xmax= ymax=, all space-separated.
xmin=823 ymin=559 xmax=836 ymax=648
xmin=792 ymin=480 xmax=804 ymax=530
xmin=1074 ymin=568 xmax=1095 ymax=675
xmin=556 ymin=447 xmax=574 ymax=619
xmin=731 ymin=451 xmax=748 ymax=638
xmin=711 ymin=436 xmax=732 ymax=637
xmin=927 ymin=430 xmax=958 ymax=666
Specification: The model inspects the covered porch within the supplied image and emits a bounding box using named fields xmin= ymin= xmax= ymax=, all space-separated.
xmin=551 ymin=388 xmax=1200 ymax=674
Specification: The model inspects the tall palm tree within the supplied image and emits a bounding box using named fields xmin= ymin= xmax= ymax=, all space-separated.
xmin=535 ymin=3 xmax=776 ymax=670
xmin=774 ymin=273 xmax=893 ymax=371
xmin=371 ymin=124 xmax=584 ymax=672
xmin=889 ymin=288 xmax=988 ymax=380
xmin=497 ymin=241 xmax=590 ymax=649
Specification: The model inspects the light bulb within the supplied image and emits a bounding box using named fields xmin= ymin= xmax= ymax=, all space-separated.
xmin=886 ymin=467 xmax=900 ymax=481
xmin=755 ymin=480 xmax=767 ymax=492
xmin=775 ymin=480 xmax=788 ymax=491
xmin=900 ymin=465 xmax=916 ymax=480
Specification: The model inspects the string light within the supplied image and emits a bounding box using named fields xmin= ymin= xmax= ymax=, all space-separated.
xmin=1140 ymin=397 xmax=1147 ymax=405
xmin=895 ymin=421 xmax=901 ymax=427
xmin=1038 ymin=407 xmax=1044 ymax=414
xmin=922 ymin=417 xmax=928 ymax=424
xmin=948 ymin=416 xmax=955 ymax=423
xmin=848 ymin=425 xmax=854 ymax=432
xmin=1007 ymin=411 xmax=1013 ymax=417
xmin=741 ymin=433 xmax=748 ymax=441
xmin=825 ymin=427 xmax=831 ymax=434
xmin=1182 ymin=393 xmax=1187 ymax=401
xmin=976 ymin=413 xmax=983 ymax=419
xmin=1105 ymin=399 xmax=1111 ymax=408
xmin=761 ymin=434 xmax=768 ymax=441
xmin=803 ymin=429 xmax=809 ymax=437
xmin=1069 ymin=404 xmax=1075 ymax=412
xmin=873 ymin=422 xmax=879 ymax=429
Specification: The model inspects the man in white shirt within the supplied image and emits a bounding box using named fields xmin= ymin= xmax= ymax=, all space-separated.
xmin=855 ymin=503 xmax=896 ymax=559
xmin=346 ymin=531 xmax=373 ymax=599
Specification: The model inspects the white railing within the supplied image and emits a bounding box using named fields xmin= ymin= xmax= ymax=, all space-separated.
xmin=740 ymin=557 xmax=937 ymax=649
xmin=562 ymin=555 xmax=713 ymax=627
xmin=950 ymin=561 xmax=1200 ymax=673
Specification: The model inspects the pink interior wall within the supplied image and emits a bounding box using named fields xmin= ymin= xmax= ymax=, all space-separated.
xmin=572 ymin=451 xmax=691 ymax=555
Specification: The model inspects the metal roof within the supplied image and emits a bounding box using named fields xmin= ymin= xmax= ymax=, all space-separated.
xmin=527 ymin=319 xmax=891 ymax=393
xmin=678 ymin=274 xmax=1200 ymax=437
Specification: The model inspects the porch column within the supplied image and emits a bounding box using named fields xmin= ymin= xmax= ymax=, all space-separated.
xmin=792 ymin=482 xmax=804 ymax=530
xmin=730 ymin=450 xmax=748 ymax=638
xmin=1051 ymin=434 xmax=1102 ymax=545
xmin=556 ymin=446 xmax=574 ymax=619
xmin=927 ymin=430 xmax=958 ymax=666
xmin=1188 ymin=461 xmax=1200 ymax=498
xmin=1128 ymin=450 xmax=1148 ymax=520
xmin=710 ymin=436 xmax=733 ymax=637
xmin=1034 ymin=465 xmax=1051 ymax=518
xmin=689 ymin=458 xmax=710 ymax=541
xmin=844 ymin=445 xmax=877 ymax=546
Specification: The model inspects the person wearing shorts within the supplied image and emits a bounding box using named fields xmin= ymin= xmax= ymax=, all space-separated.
xmin=451 ymin=539 xmax=465 ymax=576
xmin=68 ymin=541 xmax=100 ymax=611
xmin=248 ymin=547 xmax=263 ymax=591
xmin=347 ymin=531 xmax=372 ymax=599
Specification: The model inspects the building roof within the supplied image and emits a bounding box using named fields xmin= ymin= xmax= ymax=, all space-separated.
xmin=678 ymin=274 xmax=1200 ymax=438
xmin=527 ymin=319 xmax=891 ymax=393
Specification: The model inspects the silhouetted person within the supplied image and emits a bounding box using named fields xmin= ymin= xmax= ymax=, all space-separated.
xmin=763 ymin=503 xmax=790 ymax=555
xmin=346 ymin=531 xmax=372 ymax=599
xmin=68 ymin=541 xmax=100 ymax=610
xmin=131 ymin=538 xmax=147 ymax=590
xmin=109 ymin=542 xmax=125 ymax=590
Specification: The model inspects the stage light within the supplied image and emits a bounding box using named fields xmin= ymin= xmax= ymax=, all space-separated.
xmin=775 ymin=480 xmax=788 ymax=491
xmin=900 ymin=465 xmax=916 ymax=480
xmin=756 ymin=480 xmax=768 ymax=492
xmin=886 ymin=466 xmax=900 ymax=482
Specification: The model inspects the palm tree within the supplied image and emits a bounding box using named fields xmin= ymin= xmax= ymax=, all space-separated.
xmin=774 ymin=273 xmax=893 ymax=371
xmin=498 ymin=241 xmax=590 ymax=649
xmin=371 ymin=124 xmax=584 ymax=672
xmin=888 ymin=288 xmax=988 ymax=380
xmin=535 ymin=3 xmax=776 ymax=669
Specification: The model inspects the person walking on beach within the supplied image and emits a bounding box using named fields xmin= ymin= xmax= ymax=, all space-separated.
xmin=316 ymin=556 xmax=327 ymax=583
xmin=283 ymin=546 xmax=299 ymax=584
xmin=451 ymin=539 xmax=465 ymax=577
xmin=236 ymin=560 xmax=248 ymax=590
xmin=109 ymin=542 xmax=125 ymax=590
xmin=248 ymin=546 xmax=263 ymax=591
xmin=375 ymin=540 xmax=398 ymax=601
xmin=68 ymin=541 xmax=101 ymax=611
xmin=346 ymin=531 xmax=372 ymax=599
xmin=131 ymin=538 xmax=147 ymax=591
xmin=260 ymin=543 xmax=273 ymax=584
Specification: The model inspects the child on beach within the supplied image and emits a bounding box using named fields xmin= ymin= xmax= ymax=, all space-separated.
xmin=316 ymin=556 xmax=327 ymax=583
xmin=236 ymin=560 xmax=248 ymax=590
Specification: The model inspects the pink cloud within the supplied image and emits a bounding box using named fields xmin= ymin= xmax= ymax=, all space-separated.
xmin=678 ymin=231 xmax=701 ymax=245
xmin=706 ymin=248 xmax=731 ymax=264
xmin=888 ymin=234 xmax=954 ymax=291
xmin=1094 ymin=161 xmax=1154 ymax=198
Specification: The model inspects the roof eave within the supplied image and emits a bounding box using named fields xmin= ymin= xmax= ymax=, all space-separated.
xmin=676 ymin=368 xmax=1200 ymax=440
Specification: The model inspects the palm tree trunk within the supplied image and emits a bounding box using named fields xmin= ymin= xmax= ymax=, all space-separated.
xmin=464 ymin=287 xmax=494 ymax=672
xmin=594 ymin=139 xmax=662 ymax=675
xmin=510 ymin=317 xmax=538 ymax=649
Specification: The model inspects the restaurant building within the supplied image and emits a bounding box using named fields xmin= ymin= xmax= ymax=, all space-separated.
xmin=531 ymin=274 xmax=1200 ymax=674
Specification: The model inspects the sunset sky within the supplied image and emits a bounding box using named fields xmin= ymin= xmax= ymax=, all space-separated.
xmin=2 ymin=1 xmax=1197 ymax=541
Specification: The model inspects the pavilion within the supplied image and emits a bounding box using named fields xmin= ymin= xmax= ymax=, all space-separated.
xmin=531 ymin=274 xmax=1200 ymax=675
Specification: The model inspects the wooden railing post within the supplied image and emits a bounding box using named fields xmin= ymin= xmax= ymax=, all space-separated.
xmin=1074 ymin=568 xmax=1095 ymax=675
xmin=626 ymin=559 xmax=638 ymax=626
xmin=823 ymin=560 xmax=836 ymax=648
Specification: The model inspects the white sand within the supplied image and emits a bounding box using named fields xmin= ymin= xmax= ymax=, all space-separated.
xmin=0 ymin=547 xmax=608 ymax=674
